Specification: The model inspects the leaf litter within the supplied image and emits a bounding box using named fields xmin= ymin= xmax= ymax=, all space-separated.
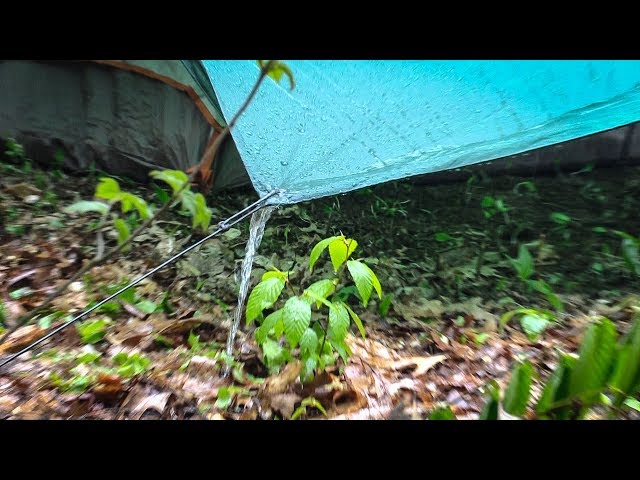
xmin=1 ymin=159 xmax=640 ymax=419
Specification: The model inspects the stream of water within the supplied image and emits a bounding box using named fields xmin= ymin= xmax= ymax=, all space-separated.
xmin=224 ymin=205 xmax=275 ymax=373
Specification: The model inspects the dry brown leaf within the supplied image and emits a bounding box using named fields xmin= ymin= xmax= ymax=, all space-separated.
xmin=261 ymin=361 xmax=302 ymax=395
xmin=119 ymin=385 xmax=174 ymax=420
xmin=381 ymin=354 xmax=447 ymax=376
xmin=105 ymin=320 xmax=154 ymax=347
xmin=0 ymin=325 xmax=46 ymax=354
xmin=3 ymin=182 xmax=41 ymax=199
xmin=129 ymin=392 xmax=173 ymax=420
xmin=269 ymin=393 xmax=301 ymax=419
xmin=93 ymin=374 xmax=125 ymax=402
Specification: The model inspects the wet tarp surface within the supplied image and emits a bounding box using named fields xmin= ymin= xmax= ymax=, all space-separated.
xmin=201 ymin=60 xmax=640 ymax=204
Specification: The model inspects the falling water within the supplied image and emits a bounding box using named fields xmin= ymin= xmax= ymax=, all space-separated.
xmin=224 ymin=205 xmax=275 ymax=373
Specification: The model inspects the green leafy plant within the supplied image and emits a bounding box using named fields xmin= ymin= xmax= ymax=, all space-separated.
xmin=481 ymin=195 xmax=509 ymax=222
xmin=508 ymin=244 xmax=563 ymax=312
xmin=429 ymin=405 xmax=457 ymax=420
xmin=378 ymin=294 xmax=393 ymax=317
xmin=76 ymin=318 xmax=110 ymax=344
xmin=247 ymin=234 xmax=382 ymax=380
xmin=291 ymin=396 xmax=328 ymax=420
xmin=112 ymin=352 xmax=151 ymax=377
xmin=550 ymin=212 xmax=572 ymax=240
xmin=482 ymin=316 xmax=640 ymax=420
xmin=500 ymin=307 xmax=556 ymax=341
xmin=1 ymin=60 xmax=294 ymax=350
xmin=612 ymin=230 xmax=640 ymax=276
xmin=62 ymin=174 xmax=211 ymax=274
xmin=4 ymin=137 xmax=28 ymax=163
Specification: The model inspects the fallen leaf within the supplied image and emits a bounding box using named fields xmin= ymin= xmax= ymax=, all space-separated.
xmin=261 ymin=361 xmax=302 ymax=395
xmin=3 ymin=182 xmax=41 ymax=199
xmin=0 ymin=325 xmax=46 ymax=354
xmin=269 ymin=393 xmax=301 ymax=419
xmin=381 ymin=354 xmax=447 ymax=376
xmin=129 ymin=392 xmax=173 ymax=420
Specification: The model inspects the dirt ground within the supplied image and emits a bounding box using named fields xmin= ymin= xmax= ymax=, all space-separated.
xmin=0 ymin=157 xmax=639 ymax=420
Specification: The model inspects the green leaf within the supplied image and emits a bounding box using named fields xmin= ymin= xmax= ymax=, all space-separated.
xmin=346 ymin=260 xmax=382 ymax=307
xmin=149 ymin=170 xmax=189 ymax=195
xmin=95 ymin=177 xmax=121 ymax=201
xmin=302 ymin=396 xmax=327 ymax=414
xmin=474 ymin=332 xmax=490 ymax=345
xmin=429 ymin=406 xmax=457 ymax=420
xmin=262 ymin=338 xmax=288 ymax=369
xmin=135 ymin=299 xmax=157 ymax=314
xmin=309 ymin=236 xmax=341 ymax=271
xmin=76 ymin=318 xmax=109 ymax=344
xmin=300 ymin=328 xmax=319 ymax=357
xmin=434 ymin=232 xmax=454 ymax=242
xmin=303 ymin=279 xmax=335 ymax=308
xmin=255 ymin=309 xmax=284 ymax=344
xmin=378 ymin=294 xmax=393 ymax=317
xmin=592 ymin=226 xmax=608 ymax=233
xmin=536 ymin=353 xmax=576 ymax=419
xmin=613 ymin=230 xmax=640 ymax=243
xmin=503 ymin=360 xmax=533 ymax=416
xmin=329 ymin=338 xmax=351 ymax=364
xmin=159 ymin=292 xmax=176 ymax=314
xmin=260 ymin=60 xmax=296 ymax=90
xmin=214 ymin=387 xmax=234 ymax=410
xmin=192 ymin=193 xmax=212 ymax=230
xmin=114 ymin=352 xmax=150 ymax=377
xmin=570 ymin=318 xmax=617 ymax=404
xmin=529 ymin=279 xmax=564 ymax=312
xmin=75 ymin=352 xmax=102 ymax=364
xmin=609 ymin=317 xmax=640 ymax=405
xmin=153 ymin=184 xmax=170 ymax=204
xmin=118 ymin=193 xmax=152 ymax=220
xmin=328 ymin=302 xmax=350 ymax=342
xmin=301 ymin=355 xmax=319 ymax=381
xmin=479 ymin=381 xmax=500 ymax=420
xmin=510 ymin=244 xmax=534 ymax=281
xmin=283 ymin=297 xmax=311 ymax=348
xmin=344 ymin=303 xmax=366 ymax=339
xmin=246 ymin=277 xmax=286 ymax=325
xmin=9 ymin=287 xmax=33 ymax=300
xmin=188 ymin=331 xmax=201 ymax=350
xmin=328 ymin=237 xmax=354 ymax=272
xmin=113 ymin=352 xmax=129 ymax=365
xmin=64 ymin=200 xmax=109 ymax=215
xmin=37 ymin=313 xmax=58 ymax=329
xmin=113 ymin=218 xmax=131 ymax=251
xmin=67 ymin=375 xmax=92 ymax=393
xmin=500 ymin=308 xmax=550 ymax=333
xmin=262 ymin=270 xmax=289 ymax=281
xmin=624 ymin=397 xmax=640 ymax=412
xmin=304 ymin=290 xmax=333 ymax=309
xmin=520 ymin=314 xmax=551 ymax=342
xmin=550 ymin=212 xmax=571 ymax=225
xmin=621 ymin=238 xmax=640 ymax=276
xmin=481 ymin=196 xmax=495 ymax=209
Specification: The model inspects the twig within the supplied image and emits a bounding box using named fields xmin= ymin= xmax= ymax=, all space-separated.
xmin=0 ymin=62 xmax=273 ymax=346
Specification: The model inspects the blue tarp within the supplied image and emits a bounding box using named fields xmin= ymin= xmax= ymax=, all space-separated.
xmin=201 ymin=60 xmax=640 ymax=204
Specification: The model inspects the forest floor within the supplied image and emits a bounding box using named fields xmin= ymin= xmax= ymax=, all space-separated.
xmin=0 ymin=157 xmax=639 ymax=420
